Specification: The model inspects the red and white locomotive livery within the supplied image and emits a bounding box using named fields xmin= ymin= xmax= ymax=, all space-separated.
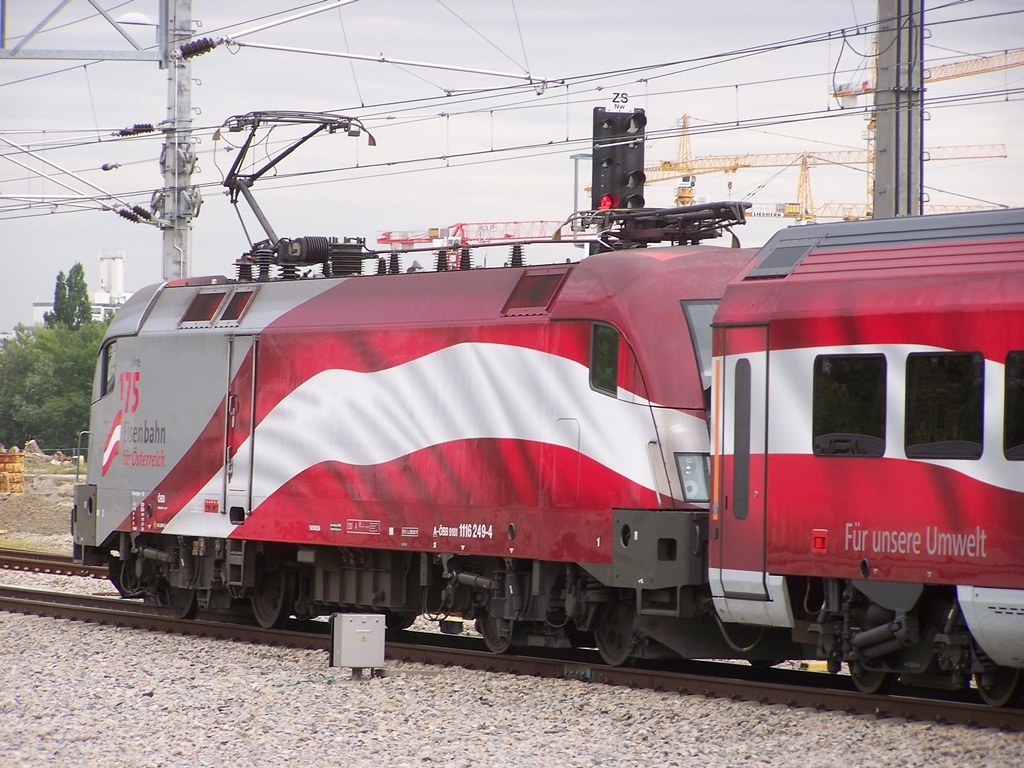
xmin=73 ymin=235 xmax=769 ymax=665
xmin=711 ymin=207 xmax=1024 ymax=703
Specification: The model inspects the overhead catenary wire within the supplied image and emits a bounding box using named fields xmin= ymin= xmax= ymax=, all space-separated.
xmin=2 ymin=82 xmax=1021 ymax=210
xmin=1 ymin=4 xmax=1021 ymax=223
xmin=1 ymin=82 xmax=1017 ymax=222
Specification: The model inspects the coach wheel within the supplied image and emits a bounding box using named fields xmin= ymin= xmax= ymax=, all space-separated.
xmin=595 ymin=601 xmax=637 ymax=667
xmin=849 ymin=664 xmax=897 ymax=695
xmin=975 ymin=668 xmax=1024 ymax=707
xmin=477 ymin=614 xmax=515 ymax=654
xmin=165 ymin=586 xmax=199 ymax=620
xmin=251 ymin=570 xmax=295 ymax=629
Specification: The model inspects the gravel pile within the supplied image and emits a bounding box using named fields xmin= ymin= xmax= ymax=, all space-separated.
xmin=2 ymin=487 xmax=1023 ymax=767
xmin=0 ymin=472 xmax=75 ymax=551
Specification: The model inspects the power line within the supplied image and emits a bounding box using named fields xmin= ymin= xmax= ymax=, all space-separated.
xmin=2 ymin=4 xmax=1021 ymax=223
xmin=3 ymin=81 xmax=1018 ymax=223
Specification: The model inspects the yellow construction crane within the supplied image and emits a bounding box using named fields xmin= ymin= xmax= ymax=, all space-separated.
xmin=650 ymin=48 xmax=1023 ymax=217
xmin=646 ymin=121 xmax=1005 ymax=215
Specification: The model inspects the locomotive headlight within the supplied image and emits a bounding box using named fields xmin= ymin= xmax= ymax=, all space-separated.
xmin=674 ymin=453 xmax=711 ymax=503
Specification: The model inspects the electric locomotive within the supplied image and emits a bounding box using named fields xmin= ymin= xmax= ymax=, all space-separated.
xmin=711 ymin=207 xmax=1024 ymax=704
xmin=74 ymin=203 xmax=802 ymax=667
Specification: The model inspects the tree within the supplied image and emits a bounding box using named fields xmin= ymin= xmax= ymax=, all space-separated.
xmin=0 ymin=325 xmax=39 ymax=447
xmin=44 ymin=262 xmax=92 ymax=330
xmin=0 ymin=265 xmax=108 ymax=452
xmin=30 ymin=321 xmax=108 ymax=451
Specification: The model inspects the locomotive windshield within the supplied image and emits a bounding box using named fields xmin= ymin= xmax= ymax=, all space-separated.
xmin=680 ymin=300 xmax=718 ymax=391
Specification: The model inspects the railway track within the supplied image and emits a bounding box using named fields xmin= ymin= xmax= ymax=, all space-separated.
xmin=0 ymin=546 xmax=108 ymax=579
xmin=1 ymin=578 xmax=1022 ymax=732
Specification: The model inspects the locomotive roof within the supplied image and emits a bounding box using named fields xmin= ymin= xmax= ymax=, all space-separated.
xmin=109 ymin=242 xmax=756 ymax=409
xmin=715 ymin=207 xmax=1024 ymax=353
xmin=114 ymin=244 xmax=754 ymax=335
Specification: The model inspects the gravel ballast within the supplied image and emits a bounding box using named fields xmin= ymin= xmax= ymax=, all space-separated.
xmin=3 ymin=484 xmax=1024 ymax=767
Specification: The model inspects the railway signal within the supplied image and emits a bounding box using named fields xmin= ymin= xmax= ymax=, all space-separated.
xmin=591 ymin=107 xmax=647 ymax=211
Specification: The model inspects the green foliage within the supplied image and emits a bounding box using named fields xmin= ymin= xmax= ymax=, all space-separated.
xmin=0 ymin=325 xmax=38 ymax=446
xmin=0 ymin=266 xmax=109 ymax=452
xmin=44 ymin=263 xmax=92 ymax=330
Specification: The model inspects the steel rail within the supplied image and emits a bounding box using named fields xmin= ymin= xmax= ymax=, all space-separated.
xmin=0 ymin=547 xmax=108 ymax=579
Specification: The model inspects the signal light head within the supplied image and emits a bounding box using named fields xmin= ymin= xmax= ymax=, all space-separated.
xmin=599 ymin=193 xmax=620 ymax=210
xmin=624 ymin=112 xmax=647 ymax=135
xmin=625 ymin=170 xmax=645 ymax=189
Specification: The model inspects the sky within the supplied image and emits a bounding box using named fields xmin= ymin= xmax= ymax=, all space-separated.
xmin=1 ymin=0 xmax=1022 ymax=331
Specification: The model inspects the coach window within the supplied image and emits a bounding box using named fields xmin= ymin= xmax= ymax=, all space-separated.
xmin=905 ymin=352 xmax=984 ymax=460
xmin=100 ymin=341 xmax=116 ymax=398
xmin=590 ymin=324 xmax=619 ymax=396
xmin=812 ymin=354 xmax=886 ymax=456
xmin=1005 ymin=351 xmax=1024 ymax=460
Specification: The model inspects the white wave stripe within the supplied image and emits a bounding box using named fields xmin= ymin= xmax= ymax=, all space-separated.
xmin=248 ymin=342 xmax=668 ymax=502
xmin=165 ymin=341 xmax=707 ymax=536
xmin=721 ymin=343 xmax=1024 ymax=494
xmin=102 ymin=424 xmax=121 ymax=467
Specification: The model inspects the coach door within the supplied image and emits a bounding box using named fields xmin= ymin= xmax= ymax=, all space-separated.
xmin=714 ymin=324 xmax=769 ymax=601
xmin=224 ymin=335 xmax=258 ymax=524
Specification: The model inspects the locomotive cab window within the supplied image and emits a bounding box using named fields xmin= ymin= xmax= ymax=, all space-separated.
xmin=100 ymin=341 xmax=116 ymax=398
xmin=905 ymin=352 xmax=984 ymax=460
xmin=812 ymin=354 xmax=886 ymax=457
xmin=681 ymin=300 xmax=718 ymax=392
xmin=590 ymin=324 xmax=619 ymax=395
xmin=1005 ymin=351 xmax=1024 ymax=460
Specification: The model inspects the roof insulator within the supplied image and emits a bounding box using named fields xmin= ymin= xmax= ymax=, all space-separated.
xmin=115 ymin=123 xmax=155 ymax=137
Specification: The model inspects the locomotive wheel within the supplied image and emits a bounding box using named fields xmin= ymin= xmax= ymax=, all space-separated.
xmin=594 ymin=602 xmax=636 ymax=667
xmin=251 ymin=570 xmax=295 ymax=629
xmin=477 ymin=614 xmax=515 ymax=654
xmin=385 ymin=612 xmax=417 ymax=631
xmin=849 ymin=665 xmax=897 ymax=695
xmin=975 ymin=668 xmax=1024 ymax=707
xmin=165 ymin=586 xmax=199 ymax=620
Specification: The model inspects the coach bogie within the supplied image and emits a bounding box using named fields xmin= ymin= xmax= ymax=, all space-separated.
xmin=806 ymin=577 xmax=1024 ymax=703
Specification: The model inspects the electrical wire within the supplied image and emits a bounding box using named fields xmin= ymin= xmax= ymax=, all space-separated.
xmin=2 ymin=5 xmax=1021 ymax=222
xmin=4 ymin=80 xmax=1017 ymax=222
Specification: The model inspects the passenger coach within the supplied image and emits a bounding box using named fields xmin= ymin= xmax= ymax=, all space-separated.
xmin=711 ymin=208 xmax=1024 ymax=703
